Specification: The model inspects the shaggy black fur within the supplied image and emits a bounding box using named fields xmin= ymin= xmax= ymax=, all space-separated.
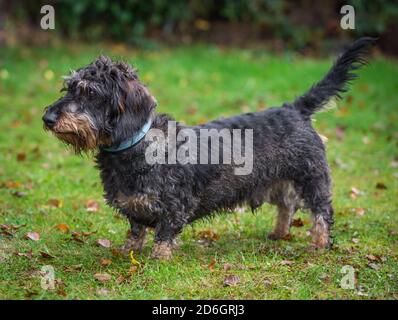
xmin=43 ymin=38 xmax=375 ymax=259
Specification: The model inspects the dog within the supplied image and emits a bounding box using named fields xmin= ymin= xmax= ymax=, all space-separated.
xmin=43 ymin=38 xmax=374 ymax=260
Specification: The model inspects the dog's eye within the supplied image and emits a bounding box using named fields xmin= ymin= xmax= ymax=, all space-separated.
xmin=88 ymin=89 xmax=95 ymax=97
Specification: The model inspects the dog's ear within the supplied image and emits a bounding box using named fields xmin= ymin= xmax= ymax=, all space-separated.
xmin=124 ymin=80 xmax=157 ymax=114
xmin=109 ymin=79 xmax=156 ymax=145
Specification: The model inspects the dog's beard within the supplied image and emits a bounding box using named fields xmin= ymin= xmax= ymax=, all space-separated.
xmin=49 ymin=112 xmax=99 ymax=153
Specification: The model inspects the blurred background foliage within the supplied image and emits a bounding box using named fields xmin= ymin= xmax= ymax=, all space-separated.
xmin=1 ymin=0 xmax=398 ymax=54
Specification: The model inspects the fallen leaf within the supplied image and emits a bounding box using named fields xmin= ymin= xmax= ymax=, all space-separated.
xmin=85 ymin=199 xmax=100 ymax=212
xmin=263 ymin=279 xmax=272 ymax=287
xmin=100 ymin=259 xmax=112 ymax=266
xmin=186 ymin=106 xmax=197 ymax=115
xmin=94 ymin=273 xmax=112 ymax=282
xmin=1 ymin=224 xmax=24 ymax=231
xmin=355 ymin=208 xmax=365 ymax=216
xmin=12 ymin=191 xmax=27 ymax=198
xmin=350 ymin=187 xmax=363 ymax=200
xmin=335 ymin=126 xmax=346 ymax=141
xmin=375 ymin=182 xmax=387 ymax=190
xmin=280 ymin=260 xmax=294 ymax=266
xmin=128 ymin=265 xmax=138 ymax=274
xmin=55 ymin=223 xmax=70 ymax=233
xmin=39 ymin=251 xmax=55 ymax=259
xmin=223 ymin=263 xmax=233 ymax=271
xmin=97 ymin=239 xmax=112 ymax=248
xmin=116 ymin=275 xmax=127 ymax=284
xmin=71 ymin=231 xmax=95 ymax=243
xmin=351 ymin=238 xmax=360 ymax=244
xmin=17 ymin=152 xmax=26 ymax=161
xmin=282 ymin=233 xmax=293 ymax=241
xmin=223 ymin=275 xmax=240 ymax=287
xmin=16 ymin=251 xmax=33 ymax=259
xmin=129 ymin=251 xmax=141 ymax=266
xmin=367 ymin=262 xmax=380 ymax=271
xmin=25 ymin=232 xmax=40 ymax=241
xmin=25 ymin=290 xmax=39 ymax=298
xmin=291 ymin=218 xmax=304 ymax=227
xmin=48 ymin=198 xmax=62 ymax=208
xmin=5 ymin=181 xmax=21 ymax=189
xmin=57 ymin=288 xmax=67 ymax=297
xmin=197 ymin=229 xmax=219 ymax=241
xmin=208 ymin=257 xmax=216 ymax=271
xmin=63 ymin=264 xmax=82 ymax=272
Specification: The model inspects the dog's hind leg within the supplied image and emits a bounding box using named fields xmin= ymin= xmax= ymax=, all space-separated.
xmin=267 ymin=181 xmax=298 ymax=240
xmin=267 ymin=203 xmax=296 ymax=240
xmin=120 ymin=219 xmax=147 ymax=254
xmin=302 ymin=176 xmax=334 ymax=249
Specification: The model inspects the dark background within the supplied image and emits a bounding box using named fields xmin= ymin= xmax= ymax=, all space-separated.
xmin=1 ymin=0 xmax=398 ymax=55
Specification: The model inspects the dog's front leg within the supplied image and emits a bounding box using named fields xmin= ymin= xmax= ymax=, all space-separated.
xmin=120 ymin=218 xmax=147 ymax=254
xmin=151 ymin=223 xmax=181 ymax=260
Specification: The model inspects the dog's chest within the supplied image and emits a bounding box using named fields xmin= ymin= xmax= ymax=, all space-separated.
xmin=97 ymin=153 xmax=158 ymax=225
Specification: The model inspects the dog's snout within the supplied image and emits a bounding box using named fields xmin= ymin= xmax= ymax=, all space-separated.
xmin=42 ymin=110 xmax=58 ymax=128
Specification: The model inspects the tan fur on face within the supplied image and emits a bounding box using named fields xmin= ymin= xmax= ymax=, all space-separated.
xmin=52 ymin=112 xmax=98 ymax=153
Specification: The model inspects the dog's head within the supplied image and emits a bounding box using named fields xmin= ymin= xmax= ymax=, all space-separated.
xmin=42 ymin=55 xmax=157 ymax=153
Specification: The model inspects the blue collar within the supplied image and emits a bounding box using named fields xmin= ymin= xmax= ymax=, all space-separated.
xmin=102 ymin=119 xmax=152 ymax=153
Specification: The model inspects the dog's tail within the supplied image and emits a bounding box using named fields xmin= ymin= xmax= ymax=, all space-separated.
xmin=292 ymin=37 xmax=376 ymax=118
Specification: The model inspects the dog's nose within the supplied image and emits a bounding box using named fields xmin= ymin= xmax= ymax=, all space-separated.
xmin=42 ymin=112 xmax=58 ymax=128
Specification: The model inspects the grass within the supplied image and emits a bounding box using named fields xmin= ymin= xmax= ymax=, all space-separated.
xmin=0 ymin=43 xmax=397 ymax=300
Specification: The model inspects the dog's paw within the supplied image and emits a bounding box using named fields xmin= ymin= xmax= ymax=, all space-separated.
xmin=151 ymin=242 xmax=173 ymax=260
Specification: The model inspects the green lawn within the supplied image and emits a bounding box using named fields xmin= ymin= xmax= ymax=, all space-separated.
xmin=0 ymin=43 xmax=397 ymax=300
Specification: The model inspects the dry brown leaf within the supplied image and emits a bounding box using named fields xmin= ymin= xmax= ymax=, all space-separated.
xmin=350 ymin=187 xmax=362 ymax=200
xmin=197 ymin=229 xmax=219 ymax=241
xmin=335 ymin=126 xmax=346 ymax=141
xmin=12 ymin=191 xmax=27 ymax=197
xmin=223 ymin=263 xmax=233 ymax=271
xmin=63 ymin=264 xmax=82 ymax=272
xmin=355 ymin=208 xmax=365 ymax=216
xmin=116 ymin=275 xmax=127 ymax=284
xmin=94 ymin=273 xmax=112 ymax=282
xmin=208 ymin=257 xmax=216 ymax=271
xmin=291 ymin=218 xmax=304 ymax=227
xmin=368 ymin=262 xmax=380 ymax=271
xmin=375 ymin=182 xmax=387 ymax=190
xmin=97 ymin=239 xmax=112 ymax=248
xmin=48 ymin=198 xmax=62 ymax=208
xmin=128 ymin=265 xmax=138 ymax=275
xmin=16 ymin=251 xmax=33 ymax=259
xmin=55 ymin=223 xmax=70 ymax=233
xmin=17 ymin=152 xmax=26 ymax=161
xmin=39 ymin=251 xmax=55 ymax=259
xmin=223 ymin=275 xmax=240 ymax=287
xmin=280 ymin=260 xmax=294 ymax=266
xmin=85 ymin=199 xmax=100 ymax=212
xmin=100 ymin=259 xmax=112 ymax=266
xmin=25 ymin=231 xmax=40 ymax=241
xmin=5 ymin=181 xmax=22 ymax=189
